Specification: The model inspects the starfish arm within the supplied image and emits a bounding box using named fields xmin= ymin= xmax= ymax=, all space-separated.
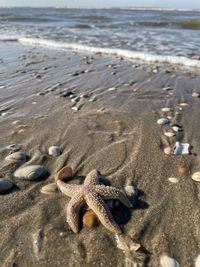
xmin=57 ymin=180 xmax=82 ymax=197
xmin=85 ymin=192 xmax=122 ymax=234
xmin=84 ymin=169 xmax=99 ymax=186
xmin=95 ymin=185 xmax=133 ymax=208
xmin=66 ymin=192 xmax=85 ymax=233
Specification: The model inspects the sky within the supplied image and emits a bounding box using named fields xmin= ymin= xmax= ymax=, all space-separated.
xmin=1 ymin=0 xmax=200 ymax=9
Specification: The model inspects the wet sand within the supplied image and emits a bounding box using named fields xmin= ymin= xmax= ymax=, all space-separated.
xmin=0 ymin=42 xmax=200 ymax=267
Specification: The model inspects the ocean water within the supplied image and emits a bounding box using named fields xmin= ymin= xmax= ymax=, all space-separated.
xmin=0 ymin=7 xmax=200 ymax=67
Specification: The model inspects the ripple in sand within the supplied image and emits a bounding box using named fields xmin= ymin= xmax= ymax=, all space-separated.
xmin=48 ymin=146 xmax=62 ymax=157
xmin=14 ymin=165 xmax=48 ymax=181
xmin=0 ymin=178 xmax=13 ymax=193
xmin=191 ymin=172 xmax=200 ymax=182
xmin=160 ymin=255 xmax=180 ymax=267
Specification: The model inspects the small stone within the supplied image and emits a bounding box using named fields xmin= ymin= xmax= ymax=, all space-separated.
xmin=108 ymin=87 xmax=116 ymax=91
xmin=12 ymin=120 xmax=20 ymax=125
xmin=55 ymin=166 xmax=73 ymax=182
xmin=0 ymin=178 xmax=13 ymax=193
xmin=14 ymin=165 xmax=48 ymax=181
xmin=192 ymin=92 xmax=200 ymax=98
xmin=164 ymin=132 xmax=175 ymax=137
xmin=5 ymin=151 xmax=27 ymax=162
xmin=191 ymin=172 xmax=200 ymax=182
xmin=71 ymin=106 xmax=79 ymax=111
xmin=48 ymin=146 xmax=62 ymax=157
xmin=157 ymin=118 xmax=169 ymax=125
xmin=178 ymin=166 xmax=189 ymax=176
xmin=161 ymin=107 xmax=172 ymax=112
xmin=40 ymin=183 xmax=58 ymax=194
xmin=164 ymin=147 xmax=171 ymax=155
xmin=160 ymin=255 xmax=180 ymax=267
xmin=168 ymin=177 xmax=179 ymax=183
xmin=83 ymin=209 xmax=100 ymax=229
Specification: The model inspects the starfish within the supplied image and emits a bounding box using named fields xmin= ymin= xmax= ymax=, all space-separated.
xmin=56 ymin=168 xmax=133 ymax=234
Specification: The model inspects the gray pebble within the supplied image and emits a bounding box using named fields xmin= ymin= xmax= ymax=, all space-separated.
xmin=14 ymin=165 xmax=48 ymax=181
xmin=0 ymin=178 xmax=13 ymax=193
xmin=48 ymin=146 xmax=62 ymax=157
xmin=5 ymin=151 xmax=27 ymax=162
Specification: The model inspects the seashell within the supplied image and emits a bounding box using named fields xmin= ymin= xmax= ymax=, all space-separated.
xmin=55 ymin=166 xmax=73 ymax=182
xmin=173 ymin=142 xmax=191 ymax=155
xmin=192 ymin=92 xmax=200 ymax=98
xmin=0 ymin=178 xmax=13 ymax=193
xmin=71 ymin=106 xmax=79 ymax=111
xmin=191 ymin=172 xmax=200 ymax=182
xmin=157 ymin=118 xmax=169 ymax=125
xmin=115 ymin=234 xmax=141 ymax=253
xmin=125 ymin=185 xmax=136 ymax=197
xmin=17 ymin=129 xmax=26 ymax=133
xmin=180 ymin=102 xmax=188 ymax=107
xmin=89 ymin=96 xmax=97 ymax=102
xmin=164 ymin=132 xmax=175 ymax=137
xmin=160 ymin=255 xmax=180 ymax=267
xmin=163 ymin=87 xmax=172 ymax=91
xmin=48 ymin=146 xmax=62 ymax=157
xmin=164 ymin=147 xmax=171 ymax=155
xmin=108 ymin=87 xmax=116 ymax=91
xmin=5 ymin=151 xmax=27 ymax=162
xmin=171 ymin=124 xmax=183 ymax=132
xmin=12 ymin=120 xmax=20 ymax=125
xmin=40 ymin=183 xmax=58 ymax=194
xmin=161 ymin=107 xmax=172 ymax=112
xmin=178 ymin=166 xmax=189 ymax=176
xmin=14 ymin=165 xmax=48 ymax=181
xmin=195 ymin=255 xmax=200 ymax=267
xmin=83 ymin=209 xmax=100 ymax=228
xmin=168 ymin=177 xmax=179 ymax=183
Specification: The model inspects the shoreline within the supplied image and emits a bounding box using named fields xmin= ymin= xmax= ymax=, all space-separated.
xmin=0 ymin=42 xmax=200 ymax=267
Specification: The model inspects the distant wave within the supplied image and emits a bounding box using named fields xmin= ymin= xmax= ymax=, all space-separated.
xmin=1 ymin=37 xmax=200 ymax=68
xmin=122 ymin=7 xmax=200 ymax=12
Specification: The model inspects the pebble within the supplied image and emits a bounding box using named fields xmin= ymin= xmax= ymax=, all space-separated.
xmin=71 ymin=106 xmax=79 ymax=111
xmin=40 ymin=183 xmax=58 ymax=194
xmin=168 ymin=177 xmax=179 ymax=183
xmin=83 ymin=209 xmax=100 ymax=228
xmin=164 ymin=147 xmax=171 ymax=155
xmin=157 ymin=118 xmax=169 ymax=125
xmin=5 ymin=151 xmax=27 ymax=162
xmin=191 ymin=172 xmax=200 ymax=182
xmin=160 ymin=255 xmax=180 ymax=267
xmin=48 ymin=146 xmax=62 ymax=157
xmin=55 ymin=166 xmax=73 ymax=182
xmin=178 ymin=166 xmax=189 ymax=176
xmin=173 ymin=142 xmax=191 ymax=155
xmin=0 ymin=178 xmax=13 ymax=193
xmin=180 ymin=102 xmax=188 ymax=107
xmin=161 ymin=107 xmax=172 ymax=112
xmin=14 ymin=165 xmax=48 ymax=181
xmin=108 ymin=87 xmax=116 ymax=91
xmin=12 ymin=120 xmax=20 ymax=125
xmin=192 ymin=92 xmax=200 ymax=98
xmin=164 ymin=132 xmax=175 ymax=137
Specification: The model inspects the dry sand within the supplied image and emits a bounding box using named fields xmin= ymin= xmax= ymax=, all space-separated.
xmin=0 ymin=42 xmax=200 ymax=267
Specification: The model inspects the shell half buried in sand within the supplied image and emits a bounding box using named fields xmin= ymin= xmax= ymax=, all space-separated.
xmin=191 ymin=172 xmax=200 ymax=182
xmin=160 ymin=255 xmax=180 ymax=267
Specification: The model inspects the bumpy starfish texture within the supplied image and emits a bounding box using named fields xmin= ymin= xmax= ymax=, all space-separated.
xmin=56 ymin=169 xmax=133 ymax=234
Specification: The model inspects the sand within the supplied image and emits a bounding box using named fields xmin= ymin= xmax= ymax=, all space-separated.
xmin=0 ymin=42 xmax=200 ymax=267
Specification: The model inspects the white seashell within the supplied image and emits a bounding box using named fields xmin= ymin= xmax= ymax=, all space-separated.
xmin=173 ymin=142 xmax=190 ymax=155
xmin=125 ymin=185 xmax=136 ymax=197
xmin=157 ymin=118 xmax=169 ymax=125
xmin=71 ymin=106 xmax=79 ymax=111
xmin=191 ymin=172 xmax=200 ymax=182
xmin=168 ymin=177 xmax=179 ymax=183
xmin=0 ymin=178 xmax=13 ymax=193
xmin=108 ymin=87 xmax=116 ymax=91
xmin=195 ymin=255 xmax=200 ymax=267
xmin=161 ymin=107 xmax=172 ymax=112
xmin=192 ymin=92 xmax=200 ymax=98
xmin=89 ymin=96 xmax=97 ymax=102
xmin=12 ymin=120 xmax=20 ymax=125
xmin=14 ymin=165 xmax=48 ymax=181
xmin=160 ymin=255 xmax=180 ymax=267
xmin=180 ymin=102 xmax=188 ymax=107
xmin=5 ymin=151 xmax=27 ymax=162
xmin=164 ymin=132 xmax=175 ymax=137
xmin=48 ymin=146 xmax=62 ymax=157
xmin=40 ymin=183 xmax=58 ymax=194
xmin=172 ymin=125 xmax=182 ymax=132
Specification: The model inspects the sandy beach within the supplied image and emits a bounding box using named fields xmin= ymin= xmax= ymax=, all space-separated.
xmin=0 ymin=42 xmax=200 ymax=267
